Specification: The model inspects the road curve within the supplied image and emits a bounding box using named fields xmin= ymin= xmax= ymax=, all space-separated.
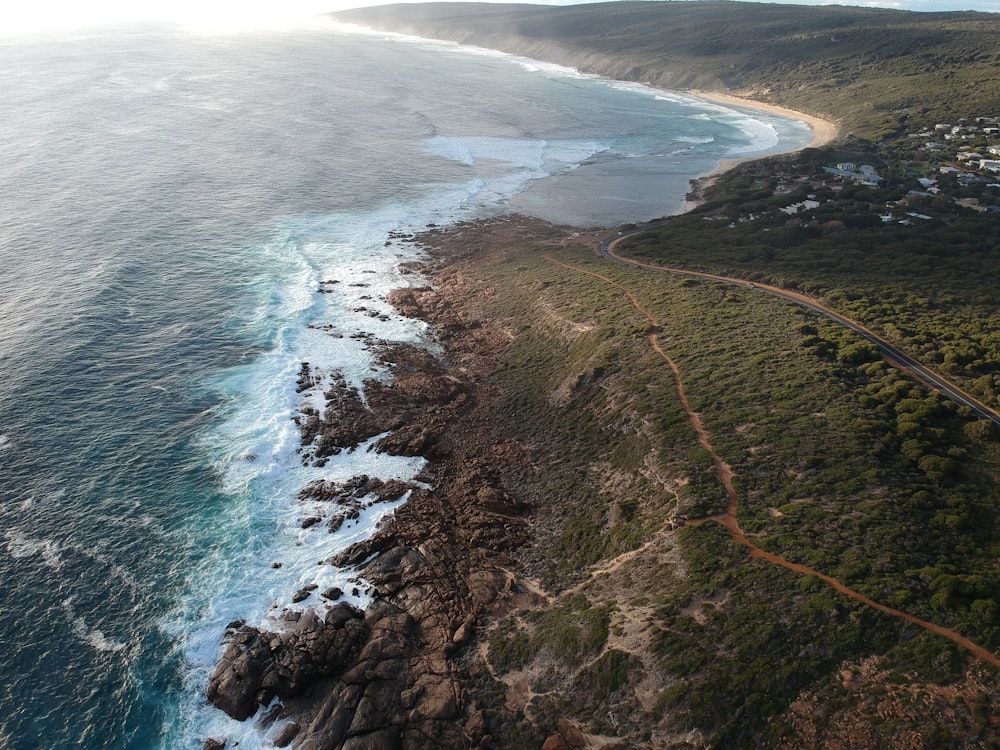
xmin=597 ymin=227 xmax=1000 ymax=427
xmin=544 ymin=252 xmax=1000 ymax=670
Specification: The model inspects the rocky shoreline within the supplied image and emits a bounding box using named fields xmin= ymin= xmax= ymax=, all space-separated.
xmin=205 ymin=216 xmax=550 ymax=750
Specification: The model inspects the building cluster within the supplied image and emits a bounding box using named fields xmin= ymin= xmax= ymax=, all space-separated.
xmin=914 ymin=118 xmax=1000 ymax=174
xmin=714 ymin=113 xmax=1000 ymax=228
xmin=822 ymin=162 xmax=883 ymax=187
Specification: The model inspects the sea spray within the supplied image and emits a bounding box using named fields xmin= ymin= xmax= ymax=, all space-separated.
xmin=158 ymin=221 xmax=435 ymax=747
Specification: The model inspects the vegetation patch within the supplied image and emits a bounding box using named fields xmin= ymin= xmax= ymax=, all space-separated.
xmin=430 ymin=221 xmax=1000 ymax=747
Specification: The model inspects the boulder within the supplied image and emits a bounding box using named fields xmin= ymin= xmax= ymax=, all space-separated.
xmin=206 ymin=604 xmax=369 ymax=721
xmin=269 ymin=721 xmax=299 ymax=748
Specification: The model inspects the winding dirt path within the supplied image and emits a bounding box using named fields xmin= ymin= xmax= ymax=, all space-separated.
xmin=543 ymin=254 xmax=1000 ymax=670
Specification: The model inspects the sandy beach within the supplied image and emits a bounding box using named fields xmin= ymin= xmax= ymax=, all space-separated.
xmin=690 ymin=88 xmax=839 ymax=150
xmin=678 ymin=89 xmax=839 ymax=212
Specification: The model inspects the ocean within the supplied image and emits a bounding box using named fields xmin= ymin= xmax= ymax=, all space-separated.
xmin=0 ymin=20 xmax=812 ymax=749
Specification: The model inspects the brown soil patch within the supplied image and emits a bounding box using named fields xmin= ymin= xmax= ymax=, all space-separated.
xmin=680 ymin=589 xmax=731 ymax=625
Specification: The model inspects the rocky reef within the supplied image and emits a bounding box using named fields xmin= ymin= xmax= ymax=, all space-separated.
xmin=205 ymin=222 xmax=534 ymax=749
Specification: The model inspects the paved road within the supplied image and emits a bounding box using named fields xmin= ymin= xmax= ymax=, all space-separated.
xmin=597 ymin=226 xmax=1000 ymax=427
xmin=550 ymin=251 xmax=1000 ymax=668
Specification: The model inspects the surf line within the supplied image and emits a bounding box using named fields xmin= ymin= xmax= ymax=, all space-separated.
xmin=542 ymin=254 xmax=1000 ymax=670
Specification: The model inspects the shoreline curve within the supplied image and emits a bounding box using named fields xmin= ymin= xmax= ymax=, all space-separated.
xmin=679 ymin=89 xmax=839 ymax=213
xmin=333 ymin=23 xmax=838 ymax=221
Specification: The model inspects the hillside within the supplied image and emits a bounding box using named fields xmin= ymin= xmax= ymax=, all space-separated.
xmin=394 ymin=215 xmax=1000 ymax=750
xmin=333 ymin=0 xmax=1000 ymax=139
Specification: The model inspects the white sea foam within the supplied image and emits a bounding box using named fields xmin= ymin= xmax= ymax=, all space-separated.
xmin=512 ymin=57 xmax=591 ymax=80
xmin=425 ymin=135 xmax=611 ymax=207
xmin=427 ymin=134 xmax=546 ymax=171
xmin=0 ymin=434 xmax=10 ymax=452
xmin=5 ymin=530 xmax=63 ymax=570
xmin=67 ymin=601 xmax=128 ymax=654
xmin=724 ymin=116 xmax=782 ymax=155
xmin=160 ymin=205 xmax=447 ymax=747
xmin=677 ymin=96 xmax=798 ymax=155
xmin=607 ymin=79 xmax=666 ymax=98
xmin=654 ymin=92 xmax=698 ymax=105
xmin=675 ymin=135 xmax=715 ymax=145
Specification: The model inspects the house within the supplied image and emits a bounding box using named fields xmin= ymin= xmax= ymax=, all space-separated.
xmin=856 ymin=166 xmax=882 ymax=188
xmin=955 ymin=198 xmax=987 ymax=213
xmin=824 ymin=164 xmax=883 ymax=187
xmin=780 ymin=199 xmax=821 ymax=215
xmin=981 ymin=160 xmax=1000 ymax=173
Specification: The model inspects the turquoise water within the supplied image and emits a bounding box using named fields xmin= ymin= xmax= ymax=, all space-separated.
xmin=0 ymin=21 xmax=812 ymax=748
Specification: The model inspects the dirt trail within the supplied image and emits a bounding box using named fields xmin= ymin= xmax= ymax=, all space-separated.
xmin=543 ymin=254 xmax=1000 ymax=670
xmin=564 ymin=532 xmax=669 ymax=597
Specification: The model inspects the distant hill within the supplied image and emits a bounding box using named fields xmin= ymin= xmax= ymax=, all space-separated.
xmin=333 ymin=1 xmax=1000 ymax=139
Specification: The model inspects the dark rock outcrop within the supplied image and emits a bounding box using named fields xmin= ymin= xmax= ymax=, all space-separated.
xmin=207 ymin=603 xmax=369 ymax=721
xmin=207 ymin=221 xmax=541 ymax=749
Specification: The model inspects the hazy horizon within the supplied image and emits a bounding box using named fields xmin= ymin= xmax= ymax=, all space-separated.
xmin=3 ymin=0 xmax=998 ymax=36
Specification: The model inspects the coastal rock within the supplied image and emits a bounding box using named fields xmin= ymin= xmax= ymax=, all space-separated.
xmin=209 ymin=221 xmax=539 ymax=749
xmin=541 ymin=720 xmax=589 ymax=750
xmin=297 ymin=340 xmax=473 ymax=465
xmin=321 ymin=586 xmax=344 ymax=601
xmin=374 ymin=422 xmax=440 ymax=457
xmin=270 ymin=721 xmax=299 ymax=748
xmin=206 ymin=603 xmax=368 ymax=721
xmin=292 ymin=584 xmax=318 ymax=603
xmin=289 ymin=593 xmax=476 ymax=750
xmin=298 ymin=475 xmax=413 ymax=506
xmin=205 ymin=627 xmax=271 ymax=720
